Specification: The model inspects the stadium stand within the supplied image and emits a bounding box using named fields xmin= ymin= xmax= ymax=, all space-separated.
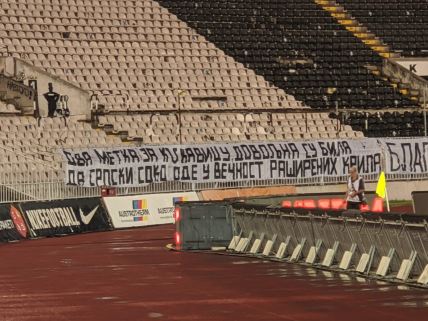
xmin=0 ymin=0 xmax=363 ymax=197
xmin=315 ymin=0 xmax=428 ymax=91
xmin=158 ymin=0 xmax=418 ymax=110
xmin=337 ymin=110 xmax=425 ymax=137
xmin=98 ymin=111 xmax=360 ymax=144
xmin=337 ymin=0 xmax=428 ymax=57
xmin=0 ymin=0 xmax=427 ymax=199
xmin=0 ymin=1 xmax=356 ymax=120
xmin=0 ymin=0 xmax=303 ymax=112
xmin=0 ymin=115 xmax=123 ymax=182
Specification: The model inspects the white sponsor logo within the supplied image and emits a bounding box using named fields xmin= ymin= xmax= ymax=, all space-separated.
xmin=0 ymin=219 xmax=14 ymax=231
xmin=79 ymin=206 xmax=99 ymax=225
xmin=25 ymin=207 xmax=81 ymax=230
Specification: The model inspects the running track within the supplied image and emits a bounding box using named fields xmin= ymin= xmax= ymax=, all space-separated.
xmin=0 ymin=225 xmax=427 ymax=321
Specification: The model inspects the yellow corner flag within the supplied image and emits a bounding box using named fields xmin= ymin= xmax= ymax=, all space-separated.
xmin=376 ymin=171 xmax=387 ymax=199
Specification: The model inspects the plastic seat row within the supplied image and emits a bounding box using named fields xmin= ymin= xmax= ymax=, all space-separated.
xmin=0 ymin=0 xmax=307 ymax=112
xmin=340 ymin=0 xmax=428 ymax=57
xmin=158 ymin=0 xmax=418 ymax=116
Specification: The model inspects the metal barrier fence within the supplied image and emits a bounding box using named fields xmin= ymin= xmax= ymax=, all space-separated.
xmin=231 ymin=204 xmax=428 ymax=285
xmin=0 ymin=170 xmax=376 ymax=203
xmin=0 ymin=164 xmax=426 ymax=203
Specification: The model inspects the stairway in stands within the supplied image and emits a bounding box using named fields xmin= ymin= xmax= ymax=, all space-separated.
xmin=315 ymin=0 xmax=422 ymax=104
xmin=315 ymin=0 xmax=396 ymax=58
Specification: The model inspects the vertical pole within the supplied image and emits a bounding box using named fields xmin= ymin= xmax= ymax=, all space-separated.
xmin=29 ymin=80 xmax=39 ymax=118
xmin=424 ymin=86 xmax=427 ymax=137
xmin=335 ymin=100 xmax=339 ymax=133
xmin=305 ymin=111 xmax=308 ymax=133
xmin=365 ymin=112 xmax=368 ymax=132
xmin=178 ymin=92 xmax=182 ymax=145
xmin=385 ymin=187 xmax=390 ymax=213
xmin=380 ymin=145 xmax=390 ymax=212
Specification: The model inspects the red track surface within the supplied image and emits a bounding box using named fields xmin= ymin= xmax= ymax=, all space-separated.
xmin=0 ymin=225 xmax=427 ymax=321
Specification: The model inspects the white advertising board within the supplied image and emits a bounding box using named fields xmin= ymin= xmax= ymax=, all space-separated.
xmin=103 ymin=192 xmax=199 ymax=229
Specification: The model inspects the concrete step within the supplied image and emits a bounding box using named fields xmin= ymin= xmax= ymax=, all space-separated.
xmin=338 ymin=19 xmax=358 ymax=26
xmin=346 ymin=26 xmax=368 ymax=33
xmin=324 ymin=6 xmax=345 ymax=13
xmin=410 ymin=89 xmax=420 ymax=96
xmin=363 ymin=38 xmax=382 ymax=46
xmin=331 ymin=12 xmax=348 ymax=19
xmin=400 ymin=89 xmax=409 ymax=95
xmin=315 ymin=0 xmax=336 ymax=6
xmin=398 ymin=83 xmax=411 ymax=90
xmin=371 ymin=45 xmax=390 ymax=53
xmin=355 ymin=32 xmax=376 ymax=39
xmin=389 ymin=52 xmax=401 ymax=58
xmin=377 ymin=71 xmax=421 ymax=102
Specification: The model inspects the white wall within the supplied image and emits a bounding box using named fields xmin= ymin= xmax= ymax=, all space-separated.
xmin=0 ymin=57 xmax=90 ymax=118
xmin=394 ymin=58 xmax=428 ymax=77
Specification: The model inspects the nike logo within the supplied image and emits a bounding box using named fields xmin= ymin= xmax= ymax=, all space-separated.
xmin=79 ymin=206 xmax=99 ymax=225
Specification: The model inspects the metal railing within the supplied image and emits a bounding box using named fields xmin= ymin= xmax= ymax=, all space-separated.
xmin=232 ymin=205 xmax=428 ymax=284
xmin=0 ymin=169 xmax=419 ymax=204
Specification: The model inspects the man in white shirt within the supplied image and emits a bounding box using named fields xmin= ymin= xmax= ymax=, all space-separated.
xmin=346 ymin=166 xmax=365 ymax=210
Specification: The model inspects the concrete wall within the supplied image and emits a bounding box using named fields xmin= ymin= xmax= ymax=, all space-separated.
xmin=199 ymin=185 xmax=297 ymax=201
xmin=196 ymin=180 xmax=428 ymax=203
xmin=394 ymin=58 xmax=428 ymax=77
xmin=0 ymin=57 xmax=90 ymax=118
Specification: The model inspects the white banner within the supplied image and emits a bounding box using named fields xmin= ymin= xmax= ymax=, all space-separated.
xmin=61 ymin=139 xmax=383 ymax=187
xmin=103 ymin=192 xmax=199 ymax=228
xmin=380 ymin=138 xmax=428 ymax=174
